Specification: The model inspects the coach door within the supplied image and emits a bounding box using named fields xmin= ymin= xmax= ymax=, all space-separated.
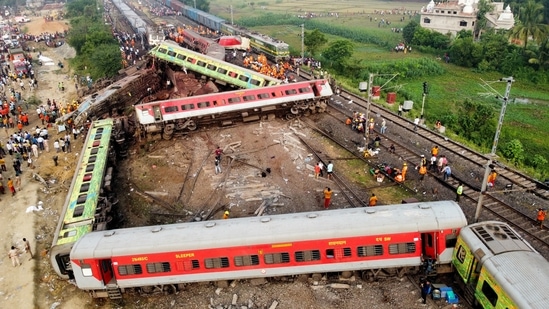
xmin=153 ymin=106 xmax=162 ymax=122
xmin=421 ymin=232 xmax=436 ymax=260
xmin=100 ymin=259 xmax=115 ymax=285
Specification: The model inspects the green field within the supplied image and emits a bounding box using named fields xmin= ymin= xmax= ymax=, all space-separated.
xmin=209 ymin=0 xmax=549 ymax=179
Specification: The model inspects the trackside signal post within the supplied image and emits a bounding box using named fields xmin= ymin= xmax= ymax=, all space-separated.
xmin=421 ymin=81 xmax=428 ymax=119
xmin=474 ymin=77 xmax=514 ymax=222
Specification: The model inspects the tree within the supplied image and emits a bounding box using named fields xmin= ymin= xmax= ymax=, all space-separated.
xmin=304 ymin=29 xmax=327 ymax=57
xmin=475 ymin=0 xmax=494 ymax=39
xmin=509 ymin=0 xmax=548 ymax=50
xmin=322 ymin=40 xmax=354 ymax=72
xmin=182 ymin=0 xmax=210 ymax=12
xmin=449 ymin=37 xmax=483 ymax=67
xmin=402 ymin=20 xmax=419 ymax=44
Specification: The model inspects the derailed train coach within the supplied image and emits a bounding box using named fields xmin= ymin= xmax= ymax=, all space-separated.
xmin=69 ymin=201 xmax=467 ymax=298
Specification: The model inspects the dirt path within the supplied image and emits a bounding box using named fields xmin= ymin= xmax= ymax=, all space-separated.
xmin=0 ymin=13 xmax=88 ymax=309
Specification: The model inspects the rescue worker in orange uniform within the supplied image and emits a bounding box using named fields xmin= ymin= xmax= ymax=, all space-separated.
xmin=368 ymin=193 xmax=378 ymax=206
xmin=419 ymin=164 xmax=427 ymax=181
xmin=487 ymin=170 xmax=497 ymax=188
xmin=401 ymin=163 xmax=408 ymax=181
xmin=537 ymin=208 xmax=547 ymax=230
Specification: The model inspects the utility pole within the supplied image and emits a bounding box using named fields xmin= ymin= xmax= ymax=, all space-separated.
xmin=193 ymin=0 xmax=197 ymax=9
xmin=301 ymin=24 xmax=304 ymax=62
xmin=365 ymin=73 xmax=374 ymax=145
xmin=230 ymin=5 xmax=234 ymax=25
xmin=474 ymin=77 xmax=514 ymax=222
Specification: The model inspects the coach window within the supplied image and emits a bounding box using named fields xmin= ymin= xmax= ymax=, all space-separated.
xmin=229 ymin=71 xmax=237 ymax=78
xmin=88 ymin=156 xmax=97 ymax=163
xmin=176 ymin=54 xmax=186 ymax=61
xmin=204 ymin=257 xmax=230 ymax=269
xmin=90 ymin=148 xmax=99 ymax=155
xmin=445 ymin=234 xmax=457 ymax=248
xmin=118 ymin=264 xmax=143 ymax=276
xmin=357 ymin=245 xmax=383 ymax=257
xmin=481 ymin=281 xmax=498 ymax=306
xmin=228 ymin=97 xmax=241 ymax=104
xmin=250 ymin=79 xmax=261 ymax=86
xmin=77 ymin=194 xmax=87 ymax=204
xmin=167 ymin=50 xmax=176 ymax=57
xmin=258 ymin=93 xmax=270 ymax=99
xmin=158 ymin=48 xmax=167 ymax=54
xmin=197 ymin=101 xmax=210 ymax=108
xmin=176 ymin=260 xmax=200 ymax=271
xmin=85 ymin=164 xmax=95 ymax=172
xmin=207 ymin=64 xmax=217 ymax=71
xmin=238 ymin=75 xmax=250 ymax=82
xmin=243 ymin=95 xmax=256 ymax=102
xmin=186 ymin=57 xmax=195 ymax=64
xmin=285 ymin=89 xmax=298 ymax=95
xmin=146 ymin=262 xmax=171 ymax=273
xmin=298 ymin=87 xmax=311 ymax=93
xmin=81 ymin=264 xmax=93 ymax=277
xmin=264 ymin=252 xmax=290 ymax=264
xmin=164 ymin=106 xmax=178 ymax=113
xmin=94 ymin=134 xmax=102 ymax=140
xmin=234 ymin=255 xmax=260 ymax=267
xmin=182 ymin=104 xmax=195 ymax=110
xmin=79 ymin=183 xmax=90 ymax=193
xmin=73 ymin=205 xmax=84 ymax=217
xmin=295 ymin=250 xmax=321 ymax=262
xmin=388 ymin=242 xmax=416 ymax=254
xmin=196 ymin=60 xmax=206 ymax=67
xmin=217 ymin=68 xmax=228 ymax=74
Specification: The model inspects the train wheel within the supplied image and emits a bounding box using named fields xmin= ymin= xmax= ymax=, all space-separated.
xmin=285 ymin=113 xmax=297 ymax=120
xmin=163 ymin=284 xmax=177 ymax=295
xmin=290 ymin=106 xmax=299 ymax=115
xmin=187 ymin=120 xmax=197 ymax=131
xmin=162 ymin=131 xmax=173 ymax=140
xmin=311 ymin=273 xmax=323 ymax=282
xmin=361 ymin=271 xmax=375 ymax=282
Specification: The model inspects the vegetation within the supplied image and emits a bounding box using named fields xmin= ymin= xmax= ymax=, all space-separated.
xmin=66 ymin=0 xmax=123 ymax=79
xmin=211 ymin=0 xmax=549 ymax=180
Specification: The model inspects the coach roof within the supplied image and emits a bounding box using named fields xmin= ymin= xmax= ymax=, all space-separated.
xmin=71 ymin=201 xmax=467 ymax=259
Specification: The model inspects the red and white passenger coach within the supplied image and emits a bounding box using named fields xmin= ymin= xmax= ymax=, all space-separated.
xmin=134 ymin=79 xmax=333 ymax=139
xmin=70 ymin=201 xmax=467 ymax=298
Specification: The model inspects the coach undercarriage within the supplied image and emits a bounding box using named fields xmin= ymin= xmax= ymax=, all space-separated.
xmin=143 ymin=98 xmax=328 ymax=140
xmin=98 ymin=265 xmax=421 ymax=299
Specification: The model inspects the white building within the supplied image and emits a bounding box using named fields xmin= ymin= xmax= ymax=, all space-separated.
xmin=420 ymin=0 xmax=514 ymax=37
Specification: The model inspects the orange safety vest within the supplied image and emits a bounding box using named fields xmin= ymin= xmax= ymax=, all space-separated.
xmin=419 ymin=165 xmax=427 ymax=175
xmin=538 ymin=210 xmax=546 ymax=221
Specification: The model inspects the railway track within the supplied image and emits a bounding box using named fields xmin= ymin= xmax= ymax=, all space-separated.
xmin=303 ymin=76 xmax=549 ymax=257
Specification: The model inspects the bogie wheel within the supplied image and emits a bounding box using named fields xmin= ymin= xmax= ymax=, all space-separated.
xmin=187 ymin=120 xmax=197 ymax=131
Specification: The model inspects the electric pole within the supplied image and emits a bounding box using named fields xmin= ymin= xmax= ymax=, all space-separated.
xmin=365 ymin=73 xmax=374 ymax=144
xmin=474 ymin=77 xmax=514 ymax=222
xmin=230 ymin=5 xmax=233 ymax=25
